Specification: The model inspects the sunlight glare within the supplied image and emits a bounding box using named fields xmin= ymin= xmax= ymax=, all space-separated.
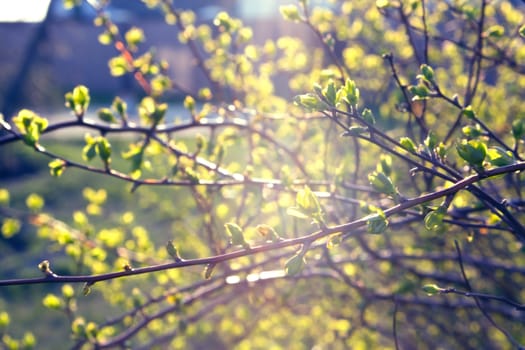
xmin=0 ymin=0 xmax=51 ymax=22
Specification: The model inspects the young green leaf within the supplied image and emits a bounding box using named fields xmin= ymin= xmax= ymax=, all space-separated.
xmin=296 ymin=185 xmax=321 ymax=214
xmin=424 ymin=209 xmax=445 ymax=231
xmin=368 ymin=171 xmax=396 ymax=196
xmin=512 ymin=119 xmax=524 ymax=140
xmin=256 ymin=224 xmax=281 ymax=242
xmin=487 ymin=147 xmax=515 ymax=167
xmin=340 ymin=78 xmax=360 ymax=106
xmin=420 ymin=64 xmax=435 ymax=83
xmin=461 ymin=105 xmax=476 ymax=119
xmin=462 ymin=125 xmax=483 ymax=138
xmin=424 ymin=131 xmax=438 ymax=150
xmin=284 ymin=251 xmax=306 ymax=276
xmin=12 ymin=109 xmax=48 ymax=146
xmin=361 ymin=108 xmax=375 ymax=125
xmin=456 ymin=139 xmax=487 ymax=167
xmin=122 ymin=144 xmax=145 ymax=172
xmin=484 ymin=25 xmax=504 ymax=38
xmin=294 ymin=93 xmax=328 ymax=111
xmin=224 ymin=222 xmax=250 ymax=249
xmin=82 ymin=134 xmax=98 ymax=162
xmin=66 ymin=85 xmax=91 ymax=116
xmin=377 ymin=154 xmax=392 ymax=176
xmin=112 ymin=96 xmax=127 ymax=117
xmin=166 ymin=240 xmax=183 ymax=262
xmin=108 ymin=56 xmax=128 ymax=76
xmin=97 ymin=137 xmax=112 ymax=165
xmin=399 ymin=137 xmax=417 ymax=153
xmin=366 ymin=210 xmax=388 ymax=234
xmin=409 ymin=84 xmax=430 ymax=100
xmin=323 ymin=80 xmax=338 ymax=107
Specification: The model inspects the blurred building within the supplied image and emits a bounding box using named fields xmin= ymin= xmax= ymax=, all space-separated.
xmin=0 ymin=0 xmax=310 ymax=115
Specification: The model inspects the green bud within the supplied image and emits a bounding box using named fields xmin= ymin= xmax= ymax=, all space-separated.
xmin=512 ymin=119 xmax=524 ymax=140
xmin=82 ymin=282 xmax=92 ymax=296
xmin=361 ymin=108 xmax=375 ymax=125
xmin=112 ymin=96 xmax=127 ymax=116
xmin=38 ymin=260 xmax=51 ymax=274
xmin=422 ymin=284 xmax=444 ymax=296
xmin=399 ymin=137 xmax=417 ymax=153
xmin=97 ymin=108 xmax=116 ymax=123
xmin=409 ymin=84 xmax=429 ymax=100
xmin=436 ymin=142 xmax=447 ymax=159
xmin=71 ymin=317 xmax=86 ymax=335
xmin=166 ymin=240 xmax=183 ymax=262
xmin=420 ymin=64 xmax=435 ymax=82
xmin=184 ymin=95 xmax=196 ymax=112
xmin=203 ymin=263 xmax=215 ymax=280
xmin=461 ymin=105 xmax=476 ymax=119
xmin=62 ymin=284 xmax=75 ymax=299
xmin=42 ymin=294 xmax=63 ymax=310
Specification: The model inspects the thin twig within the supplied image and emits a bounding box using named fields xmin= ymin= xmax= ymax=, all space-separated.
xmin=454 ymin=240 xmax=524 ymax=349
